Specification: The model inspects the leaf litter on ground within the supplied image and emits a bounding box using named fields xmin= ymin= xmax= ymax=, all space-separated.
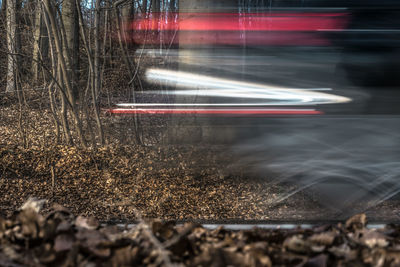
xmin=1 ymin=199 xmax=400 ymax=266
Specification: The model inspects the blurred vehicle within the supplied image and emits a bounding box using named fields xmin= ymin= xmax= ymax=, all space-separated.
xmin=114 ymin=0 xmax=400 ymax=116
xmin=109 ymin=0 xmax=400 ymax=215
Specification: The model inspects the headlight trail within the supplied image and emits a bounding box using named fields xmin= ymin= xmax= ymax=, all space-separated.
xmin=144 ymin=68 xmax=351 ymax=106
xmin=108 ymin=69 xmax=351 ymax=116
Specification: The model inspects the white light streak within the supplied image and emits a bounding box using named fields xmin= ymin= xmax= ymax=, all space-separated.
xmin=144 ymin=68 xmax=351 ymax=106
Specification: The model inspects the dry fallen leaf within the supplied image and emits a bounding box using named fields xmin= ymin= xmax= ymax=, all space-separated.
xmin=346 ymin=214 xmax=367 ymax=231
xmin=283 ymin=235 xmax=309 ymax=253
xmin=75 ymin=215 xmax=99 ymax=230
xmin=304 ymin=254 xmax=328 ymax=267
xmin=358 ymin=229 xmax=389 ymax=248
xmin=308 ymin=231 xmax=336 ymax=246
xmin=20 ymin=197 xmax=47 ymax=213
xmin=54 ymin=234 xmax=74 ymax=252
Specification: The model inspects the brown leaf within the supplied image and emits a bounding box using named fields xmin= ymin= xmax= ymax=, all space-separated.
xmin=37 ymin=243 xmax=57 ymax=264
xmin=328 ymin=244 xmax=357 ymax=261
xmin=109 ymin=246 xmax=139 ymax=267
xmin=193 ymin=246 xmax=226 ymax=267
xmin=76 ymin=228 xmax=112 ymax=258
xmin=1 ymin=245 xmax=20 ymax=261
xmin=88 ymin=246 xmax=111 ymax=258
xmin=358 ymin=229 xmax=389 ymax=248
xmin=243 ymin=242 xmax=271 ymax=267
xmin=54 ymin=234 xmax=74 ymax=252
xmin=56 ymin=221 xmax=72 ymax=233
xmin=75 ymin=216 xmax=99 ymax=230
xmin=385 ymin=249 xmax=400 ymax=266
xmin=362 ymin=248 xmax=385 ymax=267
xmin=151 ymin=220 xmax=175 ymax=241
xmin=0 ymin=252 xmax=24 ymax=267
xmin=283 ymin=235 xmax=309 ymax=253
xmin=190 ymin=227 xmax=207 ymax=240
xmin=345 ymin=214 xmax=367 ymax=231
xmin=0 ymin=217 xmax=7 ymax=233
xmin=17 ymin=208 xmax=42 ymax=239
xmin=20 ymin=197 xmax=47 ymax=213
xmin=308 ymin=231 xmax=336 ymax=246
xmin=310 ymin=245 xmax=326 ymax=253
xmin=304 ymin=254 xmax=328 ymax=267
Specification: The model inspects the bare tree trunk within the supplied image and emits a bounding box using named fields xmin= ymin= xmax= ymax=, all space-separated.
xmin=61 ymin=0 xmax=79 ymax=99
xmin=42 ymin=5 xmax=62 ymax=144
xmin=32 ymin=2 xmax=41 ymax=81
xmin=6 ymin=0 xmax=18 ymax=92
xmin=32 ymin=1 xmax=48 ymax=82
xmin=114 ymin=0 xmax=141 ymax=144
xmin=76 ymin=0 xmax=104 ymax=145
xmin=121 ymin=0 xmax=132 ymax=46
xmin=58 ymin=62 xmax=72 ymax=144
xmin=101 ymin=0 xmax=109 ymax=104
xmin=94 ymin=0 xmax=101 ymax=98
xmin=42 ymin=0 xmax=86 ymax=147
xmin=151 ymin=0 xmax=159 ymax=13
xmin=142 ymin=0 xmax=148 ymax=14
xmin=0 ymin=0 xmax=7 ymax=91
xmin=121 ymin=0 xmax=133 ymax=19
xmin=43 ymin=3 xmax=72 ymax=144
xmin=169 ymin=0 xmax=176 ymax=11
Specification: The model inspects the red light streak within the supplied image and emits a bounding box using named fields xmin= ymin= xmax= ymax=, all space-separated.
xmin=126 ymin=12 xmax=348 ymax=46
xmin=107 ymin=108 xmax=323 ymax=115
xmin=131 ymin=12 xmax=348 ymax=32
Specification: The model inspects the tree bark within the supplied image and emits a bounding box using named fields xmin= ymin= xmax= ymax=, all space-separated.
xmin=6 ymin=0 xmax=18 ymax=92
xmin=76 ymin=0 xmax=104 ymax=145
xmin=121 ymin=0 xmax=133 ymax=19
xmin=114 ymin=0 xmax=141 ymax=144
xmin=42 ymin=0 xmax=86 ymax=147
xmin=94 ymin=0 xmax=101 ymax=97
xmin=121 ymin=0 xmax=132 ymax=45
xmin=142 ymin=0 xmax=148 ymax=14
xmin=61 ymin=0 xmax=79 ymax=99
xmin=151 ymin=0 xmax=159 ymax=13
xmin=169 ymin=0 xmax=176 ymax=11
xmin=32 ymin=1 xmax=48 ymax=82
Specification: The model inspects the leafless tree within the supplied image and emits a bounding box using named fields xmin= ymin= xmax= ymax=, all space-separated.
xmin=1 ymin=0 xmax=176 ymax=147
xmin=76 ymin=0 xmax=104 ymax=145
xmin=32 ymin=0 xmax=48 ymax=82
xmin=42 ymin=0 xmax=86 ymax=146
xmin=61 ymin=0 xmax=79 ymax=99
xmin=6 ymin=0 xmax=19 ymax=92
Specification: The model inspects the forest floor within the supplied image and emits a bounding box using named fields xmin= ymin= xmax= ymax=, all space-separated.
xmin=2 ymin=200 xmax=400 ymax=266
xmin=2 ymin=91 xmax=400 ymax=266
xmin=0 ymin=92 xmax=319 ymax=222
xmin=1 ymin=93 xmax=400 ymax=223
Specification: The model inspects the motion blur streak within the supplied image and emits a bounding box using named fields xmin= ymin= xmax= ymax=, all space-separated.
xmin=232 ymin=118 xmax=400 ymax=217
xmin=107 ymin=108 xmax=322 ymax=115
xmin=117 ymin=103 xmax=323 ymax=107
xmin=145 ymin=68 xmax=351 ymax=105
xmin=127 ymin=12 xmax=348 ymax=45
xmin=130 ymin=12 xmax=348 ymax=31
